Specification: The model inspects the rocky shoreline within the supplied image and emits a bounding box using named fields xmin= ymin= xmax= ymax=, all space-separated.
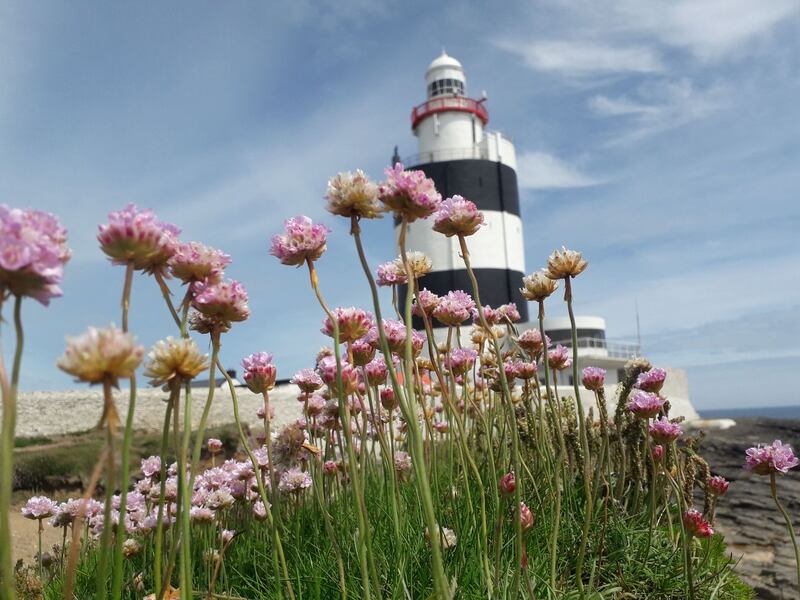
xmin=697 ymin=418 xmax=800 ymax=599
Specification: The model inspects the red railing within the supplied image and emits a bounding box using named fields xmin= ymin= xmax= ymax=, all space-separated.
xmin=411 ymin=96 xmax=489 ymax=129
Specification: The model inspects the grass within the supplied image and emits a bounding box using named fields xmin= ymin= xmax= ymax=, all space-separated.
xmin=38 ymin=449 xmax=752 ymax=600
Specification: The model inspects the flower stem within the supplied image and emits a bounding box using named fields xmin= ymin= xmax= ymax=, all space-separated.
xmin=458 ymin=234 xmax=523 ymax=595
xmin=770 ymin=472 xmax=800 ymax=592
xmin=0 ymin=295 xmax=22 ymax=600
xmin=111 ymin=263 xmax=136 ymax=599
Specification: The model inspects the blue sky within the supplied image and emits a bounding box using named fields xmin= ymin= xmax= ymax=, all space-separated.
xmin=2 ymin=1 xmax=799 ymax=410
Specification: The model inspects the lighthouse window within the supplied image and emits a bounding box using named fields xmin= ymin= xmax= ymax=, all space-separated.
xmin=429 ymin=78 xmax=465 ymax=97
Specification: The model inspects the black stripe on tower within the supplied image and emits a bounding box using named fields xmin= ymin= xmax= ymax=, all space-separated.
xmin=394 ymin=159 xmax=521 ymax=224
xmin=400 ymin=268 xmax=529 ymax=329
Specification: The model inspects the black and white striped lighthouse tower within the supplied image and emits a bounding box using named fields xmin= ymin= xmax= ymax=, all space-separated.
xmin=398 ymin=51 xmax=528 ymax=324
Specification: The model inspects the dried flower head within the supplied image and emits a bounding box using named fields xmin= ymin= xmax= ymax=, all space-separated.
xmin=745 ymin=440 xmax=799 ymax=475
xmin=187 ymin=310 xmax=230 ymax=335
xmin=325 ymin=170 xmax=382 ymax=219
xmin=168 ymin=242 xmax=230 ymax=284
xmin=57 ymin=326 xmax=144 ymax=385
xmin=270 ymin=215 xmax=329 ymax=266
xmin=98 ymin=204 xmax=180 ymax=275
xmin=0 ymin=204 xmax=71 ymax=305
xmin=520 ymin=271 xmax=558 ymax=302
xmin=378 ymin=163 xmax=441 ymax=222
xmin=399 ymin=251 xmax=432 ymax=279
xmin=144 ymin=337 xmax=209 ymax=386
xmin=545 ymin=246 xmax=588 ymax=280
xmin=433 ymin=195 xmax=484 ymax=237
xmin=425 ymin=524 xmax=457 ymax=550
xmin=517 ymin=328 xmax=550 ymax=356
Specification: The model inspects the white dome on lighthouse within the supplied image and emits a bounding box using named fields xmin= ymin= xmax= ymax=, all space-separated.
xmin=425 ymin=51 xmax=466 ymax=97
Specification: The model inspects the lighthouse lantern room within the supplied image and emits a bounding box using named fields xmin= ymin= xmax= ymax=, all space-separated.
xmin=398 ymin=51 xmax=528 ymax=324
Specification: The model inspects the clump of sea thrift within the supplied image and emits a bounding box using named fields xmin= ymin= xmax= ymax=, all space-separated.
xmin=378 ymin=163 xmax=441 ymax=222
xmin=0 ymin=204 xmax=71 ymax=304
xmin=57 ymin=326 xmax=144 ymax=385
xmin=433 ymin=195 xmax=484 ymax=237
xmin=97 ymin=204 xmax=180 ymax=275
xmin=270 ymin=215 xmax=329 ymax=266
xmin=144 ymin=337 xmax=208 ymax=387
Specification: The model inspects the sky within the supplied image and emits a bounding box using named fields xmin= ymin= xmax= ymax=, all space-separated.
xmin=1 ymin=0 xmax=799 ymax=410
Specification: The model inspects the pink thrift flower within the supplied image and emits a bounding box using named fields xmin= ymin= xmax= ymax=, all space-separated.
xmin=270 ymin=215 xmax=329 ymax=266
xmin=305 ymin=394 xmax=326 ymax=416
xmin=547 ymin=344 xmax=572 ymax=371
xmin=707 ymin=475 xmax=730 ymax=497
xmin=97 ymin=204 xmax=180 ymax=275
xmin=365 ymin=356 xmax=389 ymax=385
xmin=191 ymin=278 xmax=250 ymax=324
xmin=380 ymin=388 xmax=398 ymax=410
xmin=635 ymin=368 xmax=667 ymax=393
xmin=472 ymin=305 xmax=501 ymax=326
xmin=497 ymin=303 xmax=521 ymax=323
xmin=652 ymin=445 xmax=665 ymax=462
xmin=141 ymin=456 xmax=162 ymax=478
xmin=21 ymin=496 xmax=57 ymax=520
xmin=432 ymin=195 xmax=484 ymax=237
xmin=433 ymin=290 xmax=476 ymax=326
xmin=321 ymin=307 xmax=373 ymax=343
xmin=745 ymin=440 xmax=799 ymax=475
xmin=317 ymin=356 xmax=359 ymax=395
xmin=351 ymin=338 xmax=376 ymax=366
xmin=325 ymin=169 xmax=382 ymax=219
xmin=291 ymin=368 xmax=323 ymax=393
xmin=207 ymin=438 xmax=223 ymax=454
xmin=0 ymin=205 xmax=71 ymax=305
xmin=517 ymin=328 xmax=550 ymax=357
xmin=434 ymin=421 xmax=450 ymax=434
xmin=444 ymin=348 xmax=477 ymax=375
xmin=581 ymin=367 xmax=606 ymax=391
xmin=279 ymin=468 xmax=312 ymax=493
xmin=649 ymin=416 xmax=683 ymax=444
xmin=520 ymin=502 xmax=534 ymax=531
xmin=499 ymin=472 xmax=516 ymax=497
xmin=376 ymin=260 xmax=408 ymax=286
xmin=378 ymin=163 xmax=441 ymax=222
xmin=627 ymin=391 xmax=665 ymax=419
xmin=168 ymin=241 xmax=230 ymax=284
xmin=394 ymin=451 xmax=413 ymax=475
xmin=513 ymin=361 xmax=538 ymax=380
xmin=683 ymin=509 xmax=714 ymax=538
xmin=242 ymin=352 xmax=277 ymax=393
xmin=412 ymin=288 xmax=441 ymax=318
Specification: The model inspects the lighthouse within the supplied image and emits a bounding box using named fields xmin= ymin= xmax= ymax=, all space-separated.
xmin=397 ymin=51 xmax=528 ymax=324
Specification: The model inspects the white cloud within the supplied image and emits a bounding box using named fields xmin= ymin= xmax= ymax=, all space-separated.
xmin=517 ymin=151 xmax=603 ymax=189
xmin=609 ymin=0 xmax=800 ymax=61
xmin=588 ymin=78 xmax=729 ymax=142
xmin=498 ymin=39 xmax=663 ymax=76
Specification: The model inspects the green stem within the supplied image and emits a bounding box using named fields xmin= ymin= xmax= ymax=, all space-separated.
xmin=179 ymin=384 xmax=194 ymax=599
xmin=458 ymin=234 xmax=523 ymax=595
xmin=0 ymin=295 xmax=22 ymax=600
xmin=154 ymin=391 xmax=177 ymax=594
xmin=96 ymin=381 xmax=117 ymax=600
xmin=306 ymin=259 xmax=377 ymax=600
xmin=770 ymin=472 xmax=800 ymax=593
xmin=565 ymin=277 xmax=592 ymax=594
xmin=111 ymin=263 xmax=135 ymax=599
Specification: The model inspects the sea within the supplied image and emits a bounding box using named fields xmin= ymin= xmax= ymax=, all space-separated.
xmin=699 ymin=405 xmax=800 ymax=420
